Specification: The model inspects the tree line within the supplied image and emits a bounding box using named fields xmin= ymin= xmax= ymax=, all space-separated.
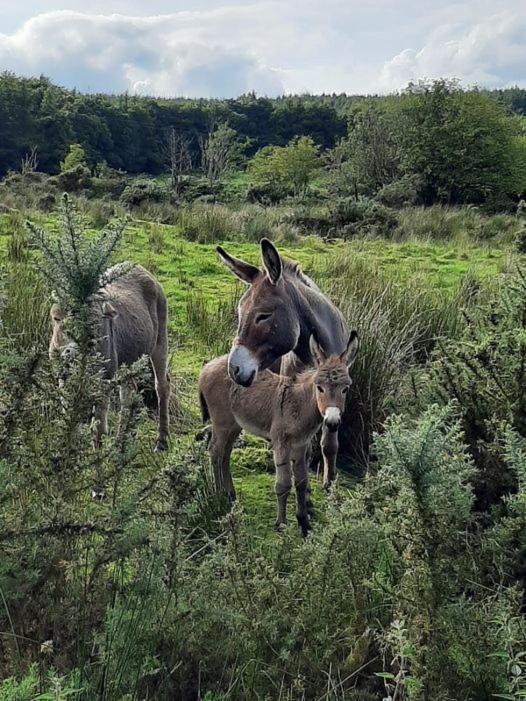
xmin=1 ymin=72 xmax=526 ymax=208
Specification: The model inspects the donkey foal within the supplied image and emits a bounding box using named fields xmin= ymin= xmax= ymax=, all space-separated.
xmin=199 ymin=331 xmax=358 ymax=535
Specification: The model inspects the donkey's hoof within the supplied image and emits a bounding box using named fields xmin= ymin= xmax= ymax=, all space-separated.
xmin=274 ymin=519 xmax=288 ymax=532
xmin=154 ymin=439 xmax=169 ymax=453
xmin=297 ymin=516 xmax=311 ymax=538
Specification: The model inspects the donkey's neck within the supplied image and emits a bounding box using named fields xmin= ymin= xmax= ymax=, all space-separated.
xmin=286 ymin=372 xmax=323 ymax=435
xmin=285 ymin=276 xmax=348 ymax=363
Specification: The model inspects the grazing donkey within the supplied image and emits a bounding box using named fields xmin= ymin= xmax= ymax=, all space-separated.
xmin=199 ymin=331 xmax=358 ymax=534
xmin=216 ymin=239 xmax=350 ymax=494
xmin=49 ymin=264 xmax=170 ymax=452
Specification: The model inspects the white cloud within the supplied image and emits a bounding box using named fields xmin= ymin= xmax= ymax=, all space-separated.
xmin=0 ymin=9 xmax=285 ymax=97
xmin=0 ymin=3 xmax=524 ymax=97
xmin=380 ymin=9 xmax=526 ymax=91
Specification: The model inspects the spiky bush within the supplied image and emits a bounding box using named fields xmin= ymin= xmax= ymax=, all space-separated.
xmin=425 ymin=265 xmax=526 ymax=508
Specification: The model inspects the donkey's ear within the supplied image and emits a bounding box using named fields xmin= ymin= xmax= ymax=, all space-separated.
xmin=340 ymin=330 xmax=359 ymax=367
xmin=309 ymin=333 xmax=327 ymax=365
xmin=261 ymin=238 xmax=282 ymax=285
xmin=216 ymin=246 xmax=259 ymax=285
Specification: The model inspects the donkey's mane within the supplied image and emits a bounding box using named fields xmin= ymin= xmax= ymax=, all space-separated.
xmin=283 ymin=260 xmax=314 ymax=288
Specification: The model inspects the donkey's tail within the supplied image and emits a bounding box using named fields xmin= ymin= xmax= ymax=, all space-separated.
xmin=196 ymin=391 xmax=212 ymax=445
xmin=199 ymin=390 xmax=210 ymax=423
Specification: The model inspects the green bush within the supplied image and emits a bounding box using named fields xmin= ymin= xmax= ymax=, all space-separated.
xmin=60 ymin=143 xmax=88 ymax=173
xmin=515 ymin=224 xmax=526 ymax=253
xmin=376 ymin=173 xmax=422 ymax=208
xmin=56 ymin=164 xmax=92 ymax=192
xmin=331 ymin=197 xmax=398 ymax=238
xmin=120 ymin=178 xmax=168 ymax=207
xmin=423 ymin=265 xmax=526 ymax=509
xmin=245 ymin=180 xmax=289 ymax=204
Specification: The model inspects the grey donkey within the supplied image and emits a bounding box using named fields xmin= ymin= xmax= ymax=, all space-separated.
xmin=49 ymin=264 xmax=170 ymax=452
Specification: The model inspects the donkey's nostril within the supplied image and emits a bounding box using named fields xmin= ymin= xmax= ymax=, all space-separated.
xmin=233 ymin=365 xmax=240 ymax=377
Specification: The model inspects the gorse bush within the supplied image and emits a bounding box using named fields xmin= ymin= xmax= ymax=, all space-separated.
xmin=425 ymin=265 xmax=526 ymax=508
xmin=27 ymin=194 xmax=126 ymax=315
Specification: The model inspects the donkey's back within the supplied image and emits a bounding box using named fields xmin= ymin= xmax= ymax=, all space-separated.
xmin=104 ymin=264 xmax=167 ymax=365
xmin=199 ymin=355 xmax=278 ymax=441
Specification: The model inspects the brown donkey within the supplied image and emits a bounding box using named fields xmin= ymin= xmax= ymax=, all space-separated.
xmin=199 ymin=331 xmax=358 ymax=534
xmin=216 ymin=239 xmax=350 ymax=501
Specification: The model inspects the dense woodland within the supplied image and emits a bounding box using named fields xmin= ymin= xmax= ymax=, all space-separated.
xmin=2 ymin=72 xmax=526 ymax=700
xmin=1 ymin=72 xmax=526 ymax=208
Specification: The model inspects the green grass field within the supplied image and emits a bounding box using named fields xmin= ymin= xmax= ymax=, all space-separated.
xmin=0 ymin=209 xmax=515 ymax=534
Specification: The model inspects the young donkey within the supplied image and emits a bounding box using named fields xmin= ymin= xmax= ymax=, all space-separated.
xmin=199 ymin=331 xmax=358 ymax=535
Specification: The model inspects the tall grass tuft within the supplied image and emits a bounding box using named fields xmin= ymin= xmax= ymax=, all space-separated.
xmin=311 ymin=251 xmax=470 ymax=467
xmin=185 ymin=285 xmax=242 ymax=357
xmin=395 ymin=205 xmax=520 ymax=245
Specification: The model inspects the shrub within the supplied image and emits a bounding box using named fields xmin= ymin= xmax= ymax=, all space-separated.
xmin=120 ymin=178 xmax=167 ymax=207
xmin=516 ymin=223 xmax=526 ymax=253
xmin=376 ymin=173 xmax=423 ymax=207
xmin=56 ymin=164 xmax=92 ymax=192
xmin=331 ymin=197 xmax=398 ymax=238
xmin=425 ymin=265 xmax=526 ymax=509
xmin=60 ymin=143 xmax=88 ymax=173
xmin=245 ymin=180 xmax=288 ymax=205
xmin=248 ymin=136 xmax=322 ymax=197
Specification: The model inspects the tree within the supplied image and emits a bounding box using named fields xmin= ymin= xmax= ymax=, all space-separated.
xmin=165 ymin=127 xmax=192 ymax=197
xmin=249 ymin=136 xmax=321 ymax=196
xmin=60 ymin=143 xmax=88 ymax=173
xmin=200 ymin=122 xmax=243 ymax=185
xmin=344 ymin=103 xmax=399 ymax=196
xmin=392 ymin=79 xmax=520 ymax=205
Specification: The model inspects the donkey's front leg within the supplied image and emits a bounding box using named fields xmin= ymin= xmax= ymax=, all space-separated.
xmin=209 ymin=427 xmax=239 ymax=502
xmin=93 ymin=393 xmax=110 ymax=450
xmin=321 ymin=424 xmax=338 ymax=490
xmin=292 ymin=447 xmax=310 ymax=536
xmin=274 ymin=448 xmax=292 ymax=530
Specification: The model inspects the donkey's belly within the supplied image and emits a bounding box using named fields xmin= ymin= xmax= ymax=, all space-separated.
xmin=233 ymin=413 xmax=271 ymax=441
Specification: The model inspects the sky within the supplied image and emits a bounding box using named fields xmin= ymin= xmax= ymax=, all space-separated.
xmin=0 ymin=0 xmax=524 ymax=98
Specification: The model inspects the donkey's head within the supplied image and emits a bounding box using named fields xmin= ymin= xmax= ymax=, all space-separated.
xmin=310 ymin=331 xmax=359 ymax=432
xmin=217 ymin=239 xmax=300 ymax=386
xmin=49 ymin=299 xmax=119 ymax=378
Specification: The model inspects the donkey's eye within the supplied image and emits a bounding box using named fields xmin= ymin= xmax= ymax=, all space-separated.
xmin=255 ymin=312 xmax=272 ymax=324
xmin=316 ymin=385 xmax=324 ymax=393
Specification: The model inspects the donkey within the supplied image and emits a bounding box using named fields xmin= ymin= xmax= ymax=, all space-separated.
xmin=49 ymin=264 xmax=170 ymax=452
xmin=199 ymin=332 xmax=358 ymax=534
xmin=216 ymin=239 xmax=350 ymax=493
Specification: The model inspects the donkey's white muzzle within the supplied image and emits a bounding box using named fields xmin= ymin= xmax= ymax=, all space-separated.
xmin=228 ymin=344 xmax=258 ymax=387
xmin=324 ymin=407 xmax=341 ymax=431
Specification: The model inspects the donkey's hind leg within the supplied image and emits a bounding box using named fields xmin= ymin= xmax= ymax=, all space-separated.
xmin=150 ymin=345 xmax=171 ymax=453
xmin=210 ymin=426 xmax=240 ymax=502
